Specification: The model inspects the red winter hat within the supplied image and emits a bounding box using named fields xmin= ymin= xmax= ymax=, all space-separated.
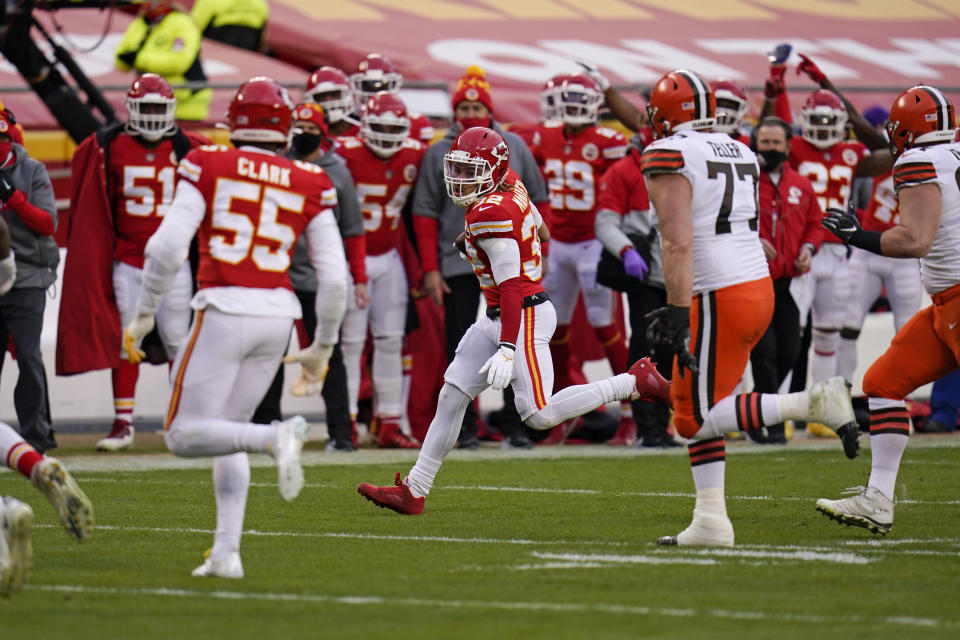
xmin=451 ymin=65 xmax=494 ymax=114
xmin=0 ymin=107 xmax=22 ymax=145
xmin=293 ymin=102 xmax=329 ymax=138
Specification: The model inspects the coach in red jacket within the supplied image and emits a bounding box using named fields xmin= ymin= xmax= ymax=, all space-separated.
xmin=749 ymin=117 xmax=823 ymax=444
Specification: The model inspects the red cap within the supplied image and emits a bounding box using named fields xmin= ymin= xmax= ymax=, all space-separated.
xmin=451 ymin=65 xmax=494 ymax=114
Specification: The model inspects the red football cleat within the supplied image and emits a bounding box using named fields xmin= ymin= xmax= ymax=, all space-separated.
xmin=357 ymin=473 xmax=425 ymax=515
xmin=607 ymin=414 xmax=637 ymax=446
xmin=377 ymin=418 xmax=420 ymax=449
xmin=629 ymin=357 xmax=671 ymax=404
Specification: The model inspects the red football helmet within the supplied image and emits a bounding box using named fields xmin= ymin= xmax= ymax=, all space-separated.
xmin=647 ymin=69 xmax=716 ymax=139
xmin=799 ymin=90 xmax=847 ymax=149
xmin=126 ymin=73 xmax=176 ymax=142
xmin=350 ymin=54 xmax=403 ymax=104
xmin=292 ymin=102 xmax=329 ymax=139
xmin=710 ymin=78 xmax=748 ymax=136
xmin=361 ymin=92 xmax=410 ymax=158
xmin=886 ymin=85 xmax=957 ymax=157
xmin=227 ymin=76 xmax=294 ymax=144
xmin=548 ymin=73 xmax=603 ymax=126
xmin=304 ymin=66 xmax=354 ymax=124
xmin=443 ymin=127 xmax=510 ymax=207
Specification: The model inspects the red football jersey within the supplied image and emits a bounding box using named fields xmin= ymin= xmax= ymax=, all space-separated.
xmin=337 ymin=136 xmax=425 ymax=255
xmin=789 ymin=138 xmax=867 ymax=241
xmin=534 ymin=122 xmax=628 ymax=242
xmin=463 ymin=170 xmax=545 ymax=307
xmin=177 ymin=145 xmax=337 ymax=290
xmin=108 ymin=134 xmax=182 ymax=268
xmin=860 ymin=169 xmax=898 ymax=232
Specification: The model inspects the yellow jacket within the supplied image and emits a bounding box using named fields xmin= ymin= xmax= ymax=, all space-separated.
xmin=115 ymin=12 xmax=211 ymax=121
xmin=191 ymin=0 xmax=269 ymax=31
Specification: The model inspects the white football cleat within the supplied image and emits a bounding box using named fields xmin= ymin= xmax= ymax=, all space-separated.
xmin=658 ymin=510 xmax=735 ymax=547
xmin=191 ymin=551 xmax=244 ymax=579
xmin=274 ymin=415 xmax=309 ymax=502
xmin=816 ymin=486 xmax=894 ymax=535
xmin=96 ymin=420 xmax=135 ymax=452
xmin=0 ymin=497 xmax=34 ymax=597
xmin=808 ymin=376 xmax=860 ymax=459
xmin=32 ymin=457 xmax=94 ymax=542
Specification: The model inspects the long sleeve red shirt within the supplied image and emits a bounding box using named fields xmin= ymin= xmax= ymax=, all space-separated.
xmin=757 ymin=165 xmax=824 ymax=280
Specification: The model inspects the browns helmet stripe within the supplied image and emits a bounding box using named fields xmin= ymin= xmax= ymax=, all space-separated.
xmin=676 ymin=69 xmax=709 ymax=120
xmin=918 ymin=85 xmax=951 ymax=131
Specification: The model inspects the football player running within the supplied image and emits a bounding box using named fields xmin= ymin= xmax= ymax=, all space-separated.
xmin=761 ymin=50 xmax=891 ymax=386
xmin=356 ymin=127 xmax=669 ymax=515
xmin=817 ymin=86 xmax=960 ymax=535
xmin=336 ymin=93 xmax=426 ymax=448
xmin=642 ymin=70 xmax=858 ymax=547
xmin=533 ymin=72 xmax=634 ymax=443
xmin=58 ymin=74 xmax=210 ymax=452
xmin=122 ymin=77 xmax=348 ymax=578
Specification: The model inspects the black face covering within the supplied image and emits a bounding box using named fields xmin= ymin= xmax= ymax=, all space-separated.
xmin=292 ymin=131 xmax=322 ymax=156
xmin=757 ymin=149 xmax=787 ymax=173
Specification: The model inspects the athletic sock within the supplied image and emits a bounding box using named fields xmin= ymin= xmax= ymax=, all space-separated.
xmin=867 ymin=398 xmax=910 ymax=500
xmin=5 ymin=441 xmax=43 ymax=480
xmin=112 ymin=362 xmax=139 ymax=423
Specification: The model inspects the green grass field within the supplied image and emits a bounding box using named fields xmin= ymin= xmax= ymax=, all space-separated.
xmin=1 ymin=438 xmax=958 ymax=639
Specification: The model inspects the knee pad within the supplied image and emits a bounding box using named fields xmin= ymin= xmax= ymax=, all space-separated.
xmin=812 ymin=327 xmax=839 ymax=354
xmin=373 ymin=334 xmax=402 ymax=355
xmin=523 ymin=410 xmax=552 ymax=431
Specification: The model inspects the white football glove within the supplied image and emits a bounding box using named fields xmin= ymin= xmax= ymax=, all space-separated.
xmin=122 ymin=313 xmax=155 ymax=364
xmin=478 ymin=344 xmax=516 ymax=391
xmin=576 ymin=60 xmax=610 ymax=92
xmin=282 ymin=340 xmax=334 ymax=396
xmin=0 ymin=253 xmax=16 ymax=295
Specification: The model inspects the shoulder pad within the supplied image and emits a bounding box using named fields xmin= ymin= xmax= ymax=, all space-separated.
xmin=339 ymin=137 xmax=364 ymax=149
xmin=293 ymin=159 xmax=325 ymax=174
xmin=402 ymin=138 xmax=424 ymax=150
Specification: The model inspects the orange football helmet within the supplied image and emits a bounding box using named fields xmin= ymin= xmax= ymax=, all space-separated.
xmin=647 ymin=69 xmax=715 ymax=139
xmin=886 ymin=85 xmax=957 ymax=157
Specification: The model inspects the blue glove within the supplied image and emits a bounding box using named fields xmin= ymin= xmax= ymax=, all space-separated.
xmin=622 ymin=248 xmax=649 ymax=280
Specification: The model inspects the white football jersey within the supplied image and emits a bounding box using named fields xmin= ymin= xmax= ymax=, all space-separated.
xmin=642 ymin=130 xmax=769 ymax=295
xmin=892 ymin=142 xmax=960 ymax=294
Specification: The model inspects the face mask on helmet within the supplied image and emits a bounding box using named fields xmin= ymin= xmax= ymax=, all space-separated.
xmin=307 ymin=88 xmax=353 ymax=124
xmin=539 ymin=87 xmax=559 ymax=122
xmin=558 ymin=88 xmax=601 ymax=126
xmin=800 ymin=110 xmax=847 ymax=149
xmin=127 ymin=97 xmax=176 ymax=142
xmin=362 ymin=116 xmax=410 ymax=158
xmin=443 ymin=151 xmax=498 ymax=207
xmin=714 ymin=97 xmax=746 ymax=135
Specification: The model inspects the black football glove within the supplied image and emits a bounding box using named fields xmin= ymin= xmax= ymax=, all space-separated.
xmin=645 ymin=305 xmax=699 ymax=378
xmin=821 ymin=199 xmax=861 ymax=243
xmin=117 ymin=50 xmax=139 ymax=67
xmin=0 ymin=171 xmax=16 ymax=202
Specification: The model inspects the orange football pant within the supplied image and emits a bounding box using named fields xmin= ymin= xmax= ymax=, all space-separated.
xmin=672 ymin=277 xmax=774 ymax=439
xmin=863 ymin=282 xmax=960 ymax=400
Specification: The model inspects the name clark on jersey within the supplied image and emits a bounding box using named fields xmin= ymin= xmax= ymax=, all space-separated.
xmin=237 ymin=156 xmax=292 ymax=187
xmin=706 ymin=140 xmax=744 ymax=159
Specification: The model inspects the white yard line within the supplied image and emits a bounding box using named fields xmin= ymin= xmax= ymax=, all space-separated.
xmin=25 ymin=583 xmax=954 ymax=629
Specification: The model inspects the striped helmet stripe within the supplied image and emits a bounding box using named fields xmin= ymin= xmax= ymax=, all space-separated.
xmin=919 ymin=85 xmax=950 ymax=131
xmin=677 ymin=69 xmax=709 ymax=120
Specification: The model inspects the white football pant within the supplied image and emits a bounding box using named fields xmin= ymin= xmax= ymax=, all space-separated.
xmin=542 ymin=238 xmax=615 ymax=326
xmin=340 ymin=249 xmax=408 ymax=418
xmin=837 ymin=249 xmax=922 ymax=382
xmin=114 ymin=260 xmax=192 ymax=358
xmin=808 ymin=244 xmax=851 ymax=384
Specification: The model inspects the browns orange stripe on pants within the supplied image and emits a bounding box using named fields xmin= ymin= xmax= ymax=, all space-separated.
xmin=524 ymin=306 xmax=547 ymax=410
xmin=672 ymin=277 xmax=774 ymax=439
xmin=165 ymin=309 xmax=206 ymax=430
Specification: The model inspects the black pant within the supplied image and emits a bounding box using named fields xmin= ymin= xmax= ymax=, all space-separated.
xmin=252 ymin=290 xmax=354 ymax=445
xmin=443 ymin=274 xmax=523 ymax=442
xmin=0 ymin=288 xmax=55 ymax=452
xmin=204 ymin=25 xmax=263 ymax=52
xmin=625 ymin=284 xmax=672 ymax=440
xmin=750 ymin=278 xmax=802 ymax=395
